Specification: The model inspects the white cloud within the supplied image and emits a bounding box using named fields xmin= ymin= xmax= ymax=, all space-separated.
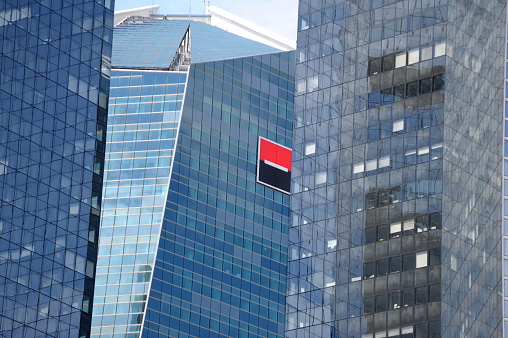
xmin=219 ymin=0 xmax=298 ymax=41
xmin=115 ymin=0 xmax=298 ymax=41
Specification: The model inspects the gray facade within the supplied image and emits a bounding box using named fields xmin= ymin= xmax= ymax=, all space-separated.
xmin=443 ymin=1 xmax=505 ymax=337
xmin=288 ymin=1 xmax=505 ymax=337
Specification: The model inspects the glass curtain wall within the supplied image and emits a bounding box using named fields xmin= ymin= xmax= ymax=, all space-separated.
xmin=0 ymin=0 xmax=114 ymax=337
xmin=288 ymin=1 xmax=448 ymax=337
xmin=141 ymin=52 xmax=295 ymax=338
xmin=91 ymin=70 xmax=187 ymax=338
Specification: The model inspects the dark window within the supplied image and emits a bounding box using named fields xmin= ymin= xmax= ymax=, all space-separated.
xmin=428 ymin=247 xmax=441 ymax=265
xmin=364 ymin=297 xmax=375 ymax=314
xmin=429 ymin=212 xmax=442 ymax=229
xmin=394 ymin=84 xmax=405 ymax=101
xmin=365 ymin=226 xmax=376 ymax=244
xmin=415 ymin=323 xmax=429 ymax=338
xmin=377 ymin=258 xmax=389 ymax=276
xmin=415 ymin=215 xmax=429 ymax=233
xmin=364 ymin=261 xmax=376 ymax=279
xmin=376 ymin=294 xmax=388 ymax=312
xmin=378 ymin=190 xmax=390 ymax=207
xmin=420 ymin=77 xmax=432 ymax=94
xmin=389 ymin=256 xmax=401 ymax=273
xmin=402 ymin=289 xmax=414 ymax=307
xmin=382 ymin=55 xmax=395 ymax=72
xmin=403 ymin=253 xmax=415 ymax=271
xmin=406 ymin=81 xmax=419 ymax=97
xmin=433 ymin=74 xmax=444 ymax=91
xmin=389 ymin=292 xmax=401 ymax=309
xmin=415 ymin=286 xmax=428 ymax=304
xmin=377 ymin=224 xmax=389 ymax=242
xmin=369 ymin=58 xmax=382 ymax=75
xmin=366 ymin=192 xmax=377 ymax=210
xmin=429 ymin=284 xmax=441 ymax=302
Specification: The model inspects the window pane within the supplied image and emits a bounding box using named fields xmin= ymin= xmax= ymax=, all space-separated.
xmin=364 ymin=297 xmax=375 ymax=314
xmin=383 ymin=55 xmax=395 ymax=72
xmin=376 ymin=294 xmax=388 ymax=312
xmin=429 ymin=247 xmax=441 ymax=265
xmin=402 ymin=289 xmax=414 ymax=307
xmin=377 ymin=258 xmax=389 ymax=276
xmin=390 ymin=256 xmax=401 ymax=273
xmin=395 ymin=52 xmax=406 ymax=68
xmin=365 ymin=227 xmax=376 ymax=244
xmin=416 ymin=251 xmax=428 ymax=268
xmin=434 ymin=42 xmax=446 ymax=57
xmin=421 ymin=46 xmax=433 ymax=61
xmin=390 ymin=222 xmax=402 ymax=238
xmin=415 ymin=286 xmax=428 ymax=304
xmin=393 ymin=119 xmax=404 ymax=132
xmin=354 ymin=162 xmax=365 ymax=174
xmin=389 ymin=292 xmax=401 ymax=309
xmin=429 ymin=284 xmax=441 ymax=302
xmin=403 ymin=253 xmax=414 ymax=270
xmin=406 ymin=81 xmax=418 ymax=97
xmin=369 ymin=58 xmax=382 ymax=75
xmin=408 ymin=48 xmax=419 ymax=64
xmin=305 ymin=143 xmax=316 ymax=155
xmin=378 ymin=224 xmax=389 ymax=241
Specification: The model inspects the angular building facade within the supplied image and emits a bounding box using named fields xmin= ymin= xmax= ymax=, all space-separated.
xmin=0 ymin=1 xmax=114 ymax=337
xmin=91 ymin=18 xmax=295 ymax=338
xmin=288 ymin=1 xmax=505 ymax=338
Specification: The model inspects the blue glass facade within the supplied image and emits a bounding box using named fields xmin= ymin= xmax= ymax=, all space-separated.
xmin=93 ymin=17 xmax=294 ymax=338
xmin=0 ymin=0 xmax=114 ymax=337
xmin=111 ymin=20 xmax=279 ymax=68
xmin=142 ymin=52 xmax=295 ymax=338
xmin=91 ymin=70 xmax=187 ymax=337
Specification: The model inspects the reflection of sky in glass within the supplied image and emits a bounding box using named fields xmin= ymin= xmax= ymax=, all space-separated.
xmin=91 ymin=70 xmax=187 ymax=337
xmin=112 ymin=20 xmax=279 ymax=69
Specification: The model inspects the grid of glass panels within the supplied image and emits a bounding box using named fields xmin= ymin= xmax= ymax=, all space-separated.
xmin=441 ymin=1 xmax=505 ymax=337
xmin=288 ymin=1 xmax=447 ymax=337
xmin=0 ymin=0 xmax=113 ymax=337
xmin=91 ymin=70 xmax=187 ymax=338
xmin=141 ymin=51 xmax=295 ymax=338
xmin=112 ymin=20 xmax=279 ymax=68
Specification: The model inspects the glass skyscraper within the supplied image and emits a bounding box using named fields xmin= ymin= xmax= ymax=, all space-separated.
xmin=0 ymin=0 xmax=114 ymax=337
xmin=289 ymin=1 xmax=505 ymax=338
xmin=91 ymin=18 xmax=295 ymax=338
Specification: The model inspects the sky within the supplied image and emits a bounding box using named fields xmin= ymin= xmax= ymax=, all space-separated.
xmin=114 ymin=0 xmax=299 ymax=41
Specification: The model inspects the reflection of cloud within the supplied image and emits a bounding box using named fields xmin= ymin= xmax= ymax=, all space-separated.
xmin=204 ymin=0 xmax=297 ymax=41
xmin=223 ymin=0 xmax=298 ymax=41
xmin=116 ymin=0 xmax=298 ymax=41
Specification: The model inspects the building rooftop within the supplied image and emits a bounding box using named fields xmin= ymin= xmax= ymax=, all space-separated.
xmin=112 ymin=19 xmax=280 ymax=69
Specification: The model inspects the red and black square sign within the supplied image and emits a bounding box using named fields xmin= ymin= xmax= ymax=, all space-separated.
xmin=256 ymin=137 xmax=292 ymax=195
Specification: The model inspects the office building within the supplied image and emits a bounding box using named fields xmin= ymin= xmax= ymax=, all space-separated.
xmin=287 ymin=1 xmax=505 ymax=337
xmin=91 ymin=16 xmax=295 ymax=338
xmin=0 ymin=0 xmax=114 ymax=337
